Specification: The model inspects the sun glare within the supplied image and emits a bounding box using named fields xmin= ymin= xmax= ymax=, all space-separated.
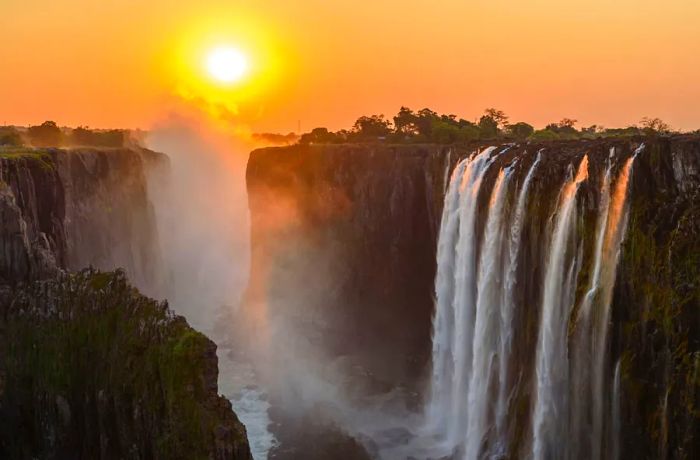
xmin=206 ymin=46 xmax=248 ymax=84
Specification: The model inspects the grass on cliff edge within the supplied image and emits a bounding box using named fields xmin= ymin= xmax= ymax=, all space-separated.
xmin=0 ymin=147 xmax=54 ymax=170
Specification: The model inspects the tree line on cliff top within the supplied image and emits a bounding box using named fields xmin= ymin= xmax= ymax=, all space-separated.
xmin=0 ymin=121 xmax=130 ymax=148
xmin=299 ymin=107 xmax=676 ymax=145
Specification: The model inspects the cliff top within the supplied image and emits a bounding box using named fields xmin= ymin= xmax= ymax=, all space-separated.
xmin=251 ymin=134 xmax=700 ymax=157
xmin=0 ymin=145 xmax=168 ymax=169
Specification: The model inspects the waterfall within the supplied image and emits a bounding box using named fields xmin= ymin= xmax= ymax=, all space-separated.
xmin=464 ymin=168 xmax=510 ymax=460
xmin=449 ymin=147 xmax=497 ymax=444
xmin=532 ymin=155 xmax=589 ymax=460
xmin=570 ymin=150 xmax=638 ymax=459
xmin=569 ymin=156 xmax=613 ymax=459
xmin=427 ymin=146 xmax=636 ymax=460
xmin=494 ymin=152 xmax=541 ymax=453
xmin=428 ymin=158 xmax=468 ymax=436
xmin=612 ymin=359 xmax=622 ymax=460
xmin=428 ymin=146 xmax=497 ymax=448
xmin=427 ymin=147 xmax=537 ymax=457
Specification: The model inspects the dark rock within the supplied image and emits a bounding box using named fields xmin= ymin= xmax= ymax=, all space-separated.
xmin=0 ymin=269 xmax=252 ymax=460
xmin=0 ymin=148 xmax=253 ymax=460
xmin=246 ymin=137 xmax=700 ymax=457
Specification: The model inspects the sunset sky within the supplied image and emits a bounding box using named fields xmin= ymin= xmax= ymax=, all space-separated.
xmin=2 ymin=0 xmax=700 ymax=133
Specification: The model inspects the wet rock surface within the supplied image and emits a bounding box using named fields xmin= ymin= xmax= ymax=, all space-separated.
xmin=247 ymin=137 xmax=700 ymax=457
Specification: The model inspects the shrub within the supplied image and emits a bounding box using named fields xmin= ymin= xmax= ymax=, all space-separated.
xmin=27 ymin=121 xmax=63 ymax=147
xmin=529 ymin=129 xmax=560 ymax=141
xmin=0 ymin=127 xmax=24 ymax=146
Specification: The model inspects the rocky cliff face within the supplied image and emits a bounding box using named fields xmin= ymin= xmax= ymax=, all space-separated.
xmin=614 ymin=139 xmax=700 ymax=458
xmin=0 ymin=148 xmax=164 ymax=291
xmin=0 ymin=151 xmax=65 ymax=284
xmin=0 ymin=269 xmax=251 ymax=460
xmin=246 ymin=144 xmax=449 ymax=386
xmin=56 ymin=148 xmax=165 ymax=293
xmin=0 ymin=149 xmax=252 ymax=460
xmin=246 ymin=137 xmax=700 ymax=457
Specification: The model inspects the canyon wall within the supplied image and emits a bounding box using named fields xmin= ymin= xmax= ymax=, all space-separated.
xmin=246 ymin=138 xmax=700 ymax=457
xmin=0 ymin=148 xmax=164 ymax=291
xmin=0 ymin=149 xmax=252 ymax=460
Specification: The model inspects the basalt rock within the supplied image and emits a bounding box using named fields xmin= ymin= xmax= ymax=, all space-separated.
xmin=0 ymin=269 xmax=252 ymax=460
xmin=0 ymin=149 xmax=252 ymax=460
xmin=246 ymin=137 xmax=700 ymax=457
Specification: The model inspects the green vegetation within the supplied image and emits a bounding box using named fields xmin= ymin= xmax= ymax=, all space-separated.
xmin=615 ymin=143 xmax=700 ymax=457
xmin=69 ymin=126 xmax=126 ymax=147
xmin=298 ymin=107 xmax=677 ymax=145
xmin=1 ymin=121 xmax=130 ymax=149
xmin=0 ymin=269 xmax=249 ymax=459
xmin=27 ymin=121 xmax=64 ymax=147
xmin=0 ymin=148 xmax=55 ymax=170
xmin=0 ymin=127 xmax=23 ymax=147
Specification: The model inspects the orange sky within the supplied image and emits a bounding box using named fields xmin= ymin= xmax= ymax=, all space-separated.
xmin=2 ymin=0 xmax=700 ymax=132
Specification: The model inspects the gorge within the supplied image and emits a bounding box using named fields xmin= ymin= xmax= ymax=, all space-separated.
xmin=0 ymin=136 xmax=698 ymax=459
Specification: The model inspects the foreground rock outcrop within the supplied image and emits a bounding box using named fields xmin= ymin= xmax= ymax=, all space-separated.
xmin=246 ymin=137 xmax=700 ymax=457
xmin=0 ymin=148 xmax=252 ymax=459
xmin=0 ymin=269 xmax=251 ymax=460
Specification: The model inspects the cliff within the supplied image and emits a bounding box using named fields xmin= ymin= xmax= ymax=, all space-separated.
xmin=614 ymin=140 xmax=700 ymax=458
xmin=246 ymin=144 xmax=448 ymax=385
xmin=0 ymin=151 xmax=65 ymax=284
xmin=246 ymin=137 xmax=700 ymax=457
xmin=0 ymin=147 xmax=164 ymax=291
xmin=0 ymin=269 xmax=251 ymax=460
xmin=0 ymin=148 xmax=252 ymax=459
xmin=56 ymin=148 xmax=165 ymax=292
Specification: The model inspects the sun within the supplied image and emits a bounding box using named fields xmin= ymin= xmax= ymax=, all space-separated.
xmin=206 ymin=46 xmax=249 ymax=84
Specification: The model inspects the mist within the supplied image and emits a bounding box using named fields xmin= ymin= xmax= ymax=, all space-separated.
xmin=141 ymin=110 xmax=417 ymax=459
xmin=145 ymin=112 xmax=251 ymax=331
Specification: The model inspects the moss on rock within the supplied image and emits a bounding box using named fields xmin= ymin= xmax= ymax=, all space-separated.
xmin=0 ymin=269 xmax=252 ymax=460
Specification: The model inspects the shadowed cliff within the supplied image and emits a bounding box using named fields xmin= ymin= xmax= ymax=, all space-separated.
xmin=246 ymin=137 xmax=700 ymax=458
xmin=0 ymin=148 xmax=253 ymax=460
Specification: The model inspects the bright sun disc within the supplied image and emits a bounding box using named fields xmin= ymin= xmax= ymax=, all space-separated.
xmin=206 ymin=47 xmax=248 ymax=83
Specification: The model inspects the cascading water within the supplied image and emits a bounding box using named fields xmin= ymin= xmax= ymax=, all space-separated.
xmin=570 ymin=149 xmax=638 ymax=460
xmin=429 ymin=146 xmax=498 ymax=448
xmin=426 ymin=146 xmax=638 ymax=460
xmin=494 ymin=151 xmax=541 ymax=454
xmin=464 ymin=168 xmax=510 ymax=460
xmin=428 ymin=158 xmax=468 ymax=437
xmin=532 ymin=155 xmax=589 ymax=460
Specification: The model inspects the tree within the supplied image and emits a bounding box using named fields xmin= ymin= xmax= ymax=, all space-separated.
xmin=0 ymin=127 xmax=24 ymax=146
xmin=352 ymin=115 xmax=392 ymax=139
xmin=545 ymin=119 xmax=579 ymax=139
xmin=559 ymin=118 xmax=578 ymax=128
xmin=27 ymin=121 xmax=63 ymax=147
xmin=483 ymin=108 xmax=509 ymax=128
xmin=581 ymin=125 xmax=603 ymax=136
xmin=458 ymin=125 xmax=480 ymax=142
xmin=414 ymin=108 xmax=439 ymax=137
xmin=430 ymin=120 xmax=460 ymax=144
xmin=299 ymin=127 xmax=341 ymax=144
xmin=640 ymin=117 xmax=670 ymax=134
xmin=393 ymin=107 xmax=418 ymax=135
xmin=69 ymin=127 xmax=125 ymax=147
xmin=529 ymin=129 xmax=560 ymax=141
xmin=507 ymin=122 xmax=535 ymax=140
xmin=478 ymin=115 xmax=499 ymax=139
xmin=604 ymin=126 xmax=641 ymax=137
